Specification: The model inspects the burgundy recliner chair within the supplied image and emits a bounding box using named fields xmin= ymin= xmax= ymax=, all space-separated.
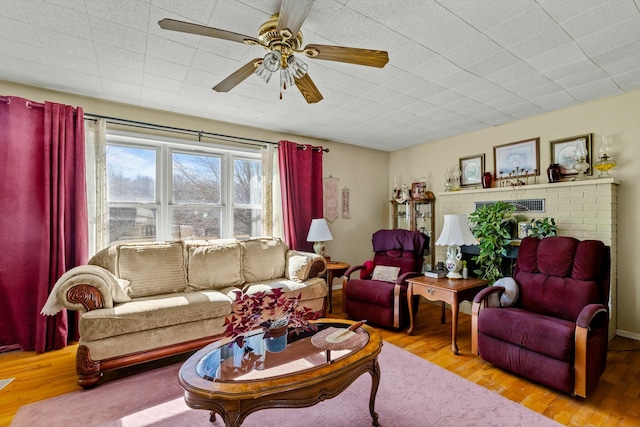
xmin=471 ymin=236 xmax=610 ymax=397
xmin=342 ymin=229 xmax=428 ymax=329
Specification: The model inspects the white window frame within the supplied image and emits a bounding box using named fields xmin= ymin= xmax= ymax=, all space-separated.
xmin=105 ymin=130 xmax=262 ymax=243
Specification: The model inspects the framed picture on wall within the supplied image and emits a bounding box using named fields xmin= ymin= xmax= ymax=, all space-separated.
xmin=550 ymin=133 xmax=593 ymax=177
xmin=459 ymin=154 xmax=485 ymax=187
xmin=493 ymin=138 xmax=540 ymax=180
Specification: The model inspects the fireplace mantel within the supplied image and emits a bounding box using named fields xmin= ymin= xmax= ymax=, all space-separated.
xmin=437 ymin=177 xmax=618 ymax=198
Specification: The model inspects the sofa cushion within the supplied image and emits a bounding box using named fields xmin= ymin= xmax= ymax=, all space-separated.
xmin=242 ymin=237 xmax=287 ymax=283
xmin=118 ymin=241 xmax=187 ymax=298
xmin=478 ymin=307 xmax=576 ymax=361
xmin=79 ymin=288 xmax=236 ymax=341
xmin=187 ymin=242 xmax=243 ymax=290
xmin=345 ymin=279 xmax=396 ymax=307
xmin=243 ymin=277 xmax=327 ymax=303
xmin=372 ymin=250 xmax=420 ymax=275
xmin=514 ymin=237 xmax=604 ymax=321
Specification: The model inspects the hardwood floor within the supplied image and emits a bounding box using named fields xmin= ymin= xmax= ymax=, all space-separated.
xmin=2 ymin=292 xmax=640 ymax=427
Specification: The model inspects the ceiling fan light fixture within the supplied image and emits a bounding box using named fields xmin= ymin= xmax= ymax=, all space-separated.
xmin=255 ymin=61 xmax=274 ymax=83
xmin=287 ymin=55 xmax=308 ymax=79
xmin=281 ymin=67 xmax=296 ymax=89
xmin=263 ymin=51 xmax=282 ymax=72
xmin=254 ymin=51 xmax=282 ymax=83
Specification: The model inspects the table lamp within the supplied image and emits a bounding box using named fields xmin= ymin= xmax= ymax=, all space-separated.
xmin=306 ymin=218 xmax=333 ymax=257
xmin=435 ymin=214 xmax=479 ymax=279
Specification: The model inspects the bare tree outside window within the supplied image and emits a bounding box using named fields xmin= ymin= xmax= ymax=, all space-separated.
xmin=173 ymin=152 xmax=221 ymax=204
xmin=234 ymin=158 xmax=262 ymax=238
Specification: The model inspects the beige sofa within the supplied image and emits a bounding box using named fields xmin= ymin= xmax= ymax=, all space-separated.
xmin=42 ymin=237 xmax=327 ymax=388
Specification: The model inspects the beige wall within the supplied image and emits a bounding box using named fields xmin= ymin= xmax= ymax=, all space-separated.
xmin=390 ymin=89 xmax=640 ymax=339
xmin=0 ymin=80 xmax=390 ymax=271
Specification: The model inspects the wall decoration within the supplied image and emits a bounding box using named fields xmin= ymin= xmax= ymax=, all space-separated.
xmin=459 ymin=154 xmax=485 ymax=187
xmin=493 ymin=138 xmax=540 ymax=181
xmin=323 ymin=176 xmax=339 ymax=222
xmin=342 ymin=187 xmax=350 ymax=219
xmin=550 ymin=133 xmax=593 ymax=177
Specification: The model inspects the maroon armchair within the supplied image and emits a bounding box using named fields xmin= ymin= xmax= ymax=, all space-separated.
xmin=471 ymin=236 xmax=610 ymax=397
xmin=342 ymin=229 xmax=428 ymax=329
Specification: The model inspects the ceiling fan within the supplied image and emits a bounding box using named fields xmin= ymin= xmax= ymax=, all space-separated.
xmin=158 ymin=0 xmax=389 ymax=104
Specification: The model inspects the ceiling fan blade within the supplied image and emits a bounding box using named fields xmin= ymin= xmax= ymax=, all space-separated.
xmin=213 ymin=59 xmax=262 ymax=92
xmin=158 ymin=18 xmax=260 ymax=45
xmin=295 ymin=73 xmax=323 ymax=104
xmin=276 ymin=0 xmax=315 ymax=36
xmin=303 ymin=44 xmax=389 ymax=68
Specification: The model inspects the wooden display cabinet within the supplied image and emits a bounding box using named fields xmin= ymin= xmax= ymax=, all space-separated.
xmin=390 ymin=191 xmax=435 ymax=271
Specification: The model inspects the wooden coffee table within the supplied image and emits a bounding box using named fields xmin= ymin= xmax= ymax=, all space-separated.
xmin=179 ymin=319 xmax=382 ymax=427
xmin=406 ymin=276 xmax=488 ymax=355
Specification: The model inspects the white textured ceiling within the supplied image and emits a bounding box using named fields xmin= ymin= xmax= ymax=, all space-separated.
xmin=1 ymin=0 xmax=639 ymax=151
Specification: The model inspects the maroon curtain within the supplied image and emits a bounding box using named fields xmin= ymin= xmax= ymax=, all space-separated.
xmin=0 ymin=96 xmax=88 ymax=352
xmin=278 ymin=140 xmax=323 ymax=251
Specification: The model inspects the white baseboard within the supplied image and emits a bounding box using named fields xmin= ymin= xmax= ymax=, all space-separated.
xmin=616 ymin=329 xmax=640 ymax=341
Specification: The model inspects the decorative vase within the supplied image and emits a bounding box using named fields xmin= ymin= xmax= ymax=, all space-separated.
xmin=462 ymin=267 xmax=469 ymax=279
xmin=445 ymin=246 xmax=463 ymax=279
xmin=481 ymin=172 xmax=492 ymax=188
xmin=547 ymin=164 xmax=561 ymax=183
xmin=264 ymin=325 xmax=288 ymax=353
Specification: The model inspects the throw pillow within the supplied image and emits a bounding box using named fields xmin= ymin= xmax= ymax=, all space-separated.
xmin=371 ymin=265 xmax=401 ymax=282
xmin=495 ymin=277 xmax=519 ymax=307
xmin=360 ymin=260 xmax=375 ymax=279
xmin=286 ymin=250 xmax=314 ymax=282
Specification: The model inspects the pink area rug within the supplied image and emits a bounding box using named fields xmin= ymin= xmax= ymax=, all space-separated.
xmin=11 ymin=342 xmax=560 ymax=427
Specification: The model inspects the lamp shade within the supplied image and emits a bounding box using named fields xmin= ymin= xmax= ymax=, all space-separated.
xmin=306 ymin=218 xmax=333 ymax=242
xmin=435 ymin=214 xmax=479 ymax=246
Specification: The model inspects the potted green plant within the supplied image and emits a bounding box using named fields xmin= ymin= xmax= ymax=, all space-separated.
xmin=223 ymin=288 xmax=320 ymax=352
xmin=528 ymin=217 xmax=557 ymax=238
xmin=468 ymin=201 xmax=516 ymax=283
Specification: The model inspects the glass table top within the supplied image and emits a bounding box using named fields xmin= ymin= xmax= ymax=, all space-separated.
xmin=195 ymin=322 xmax=369 ymax=383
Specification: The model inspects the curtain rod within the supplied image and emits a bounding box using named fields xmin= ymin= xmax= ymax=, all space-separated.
xmin=1 ymin=97 xmax=329 ymax=153
xmin=84 ymin=113 xmax=277 ymax=149
xmin=297 ymin=144 xmax=329 ymax=153
xmin=0 ymin=95 xmax=44 ymax=109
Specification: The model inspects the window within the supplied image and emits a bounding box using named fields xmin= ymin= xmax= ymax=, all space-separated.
xmin=105 ymin=132 xmax=262 ymax=245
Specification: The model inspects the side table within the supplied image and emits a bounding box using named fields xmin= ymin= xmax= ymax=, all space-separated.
xmin=406 ymin=276 xmax=488 ymax=355
xmin=325 ymin=261 xmax=350 ymax=314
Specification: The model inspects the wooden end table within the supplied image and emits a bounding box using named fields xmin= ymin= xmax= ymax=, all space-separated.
xmin=406 ymin=276 xmax=488 ymax=355
xmin=325 ymin=261 xmax=350 ymax=313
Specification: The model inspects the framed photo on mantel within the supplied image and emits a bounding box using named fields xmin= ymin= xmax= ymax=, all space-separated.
xmin=459 ymin=154 xmax=485 ymax=187
xmin=493 ymin=138 xmax=540 ymax=180
xmin=550 ymin=133 xmax=593 ymax=178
